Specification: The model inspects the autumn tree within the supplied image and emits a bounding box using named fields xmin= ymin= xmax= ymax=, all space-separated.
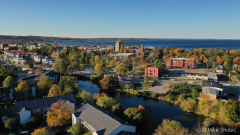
xmin=140 ymin=63 xmax=148 ymax=71
xmin=233 ymin=56 xmax=240 ymax=66
xmin=153 ymin=119 xmax=189 ymax=135
xmin=119 ymin=49 xmax=124 ymax=53
xmin=0 ymin=54 xmax=4 ymax=60
xmin=111 ymin=103 xmax=124 ymax=117
xmin=216 ymin=56 xmax=222 ymax=63
xmin=35 ymin=70 xmax=43 ymax=76
xmin=99 ymin=75 xmax=113 ymax=89
xmin=114 ymin=65 xmax=127 ymax=76
xmin=31 ymin=128 xmax=49 ymax=135
xmin=94 ymin=63 xmax=104 ymax=73
xmin=37 ymin=75 xmax=52 ymax=96
xmin=47 ymin=84 xmax=62 ymax=97
xmin=14 ymin=81 xmax=29 ymax=99
xmin=3 ymin=76 xmax=13 ymax=88
xmin=124 ymin=105 xmax=151 ymax=132
xmin=180 ymin=99 xmax=197 ymax=112
xmin=125 ymin=84 xmax=131 ymax=90
xmin=95 ymin=55 xmax=101 ymax=63
xmin=96 ymin=93 xmax=116 ymax=110
xmin=47 ymin=100 xmax=73 ymax=127
xmin=190 ymin=55 xmax=199 ymax=63
xmin=5 ymin=118 xmax=17 ymax=130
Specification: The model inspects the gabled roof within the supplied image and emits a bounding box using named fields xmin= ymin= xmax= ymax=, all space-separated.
xmin=74 ymin=104 xmax=134 ymax=135
xmin=215 ymin=64 xmax=223 ymax=70
xmin=121 ymin=77 xmax=132 ymax=81
xmin=15 ymin=94 xmax=76 ymax=113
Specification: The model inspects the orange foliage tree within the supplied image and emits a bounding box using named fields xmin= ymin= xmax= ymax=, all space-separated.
xmin=14 ymin=81 xmax=29 ymax=99
xmin=31 ymin=128 xmax=49 ymax=135
xmin=190 ymin=55 xmax=199 ymax=63
xmin=35 ymin=70 xmax=43 ymax=76
xmin=47 ymin=100 xmax=73 ymax=127
xmin=233 ymin=56 xmax=240 ymax=65
xmin=162 ymin=55 xmax=168 ymax=60
xmin=47 ymin=84 xmax=62 ymax=97
xmin=203 ymin=57 xmax=208 ymax=63
xmin=229 ymin=49 xmax=237 ymax=54
xmin=119 ymin=49 xmax=124 ymax=53
xmin=216 ymin=56 xmax=222 ymax=63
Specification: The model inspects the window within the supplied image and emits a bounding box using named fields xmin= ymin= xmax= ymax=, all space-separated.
xmin=150 ymin=73 xmax=153 ymax=75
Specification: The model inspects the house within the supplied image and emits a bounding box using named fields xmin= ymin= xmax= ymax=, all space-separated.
xmin=72 ymin=104 xmax=136 ymax=135
xmin=15 ymin=94 xmax=77 ymax=125
xmin=183 ymin=74 xmax=208 ymax=80
xmin=215 ymin=64 xmax=225 ymax=73
xmin=200 ymin=81 xmax=223 ymax=100
xmin=145 ymin=65 xmax=160 ymax=78
xmin=1 ymin=108 xmax=16 ymax=124
xmin=165 ymin=58 xmax=197 ymax=69
xmin=118 ymin=75 xmax=133 ymax=88
xmin=9 ymin=81 xmax=38 ymax=98
xmin=207 ymin=72 xmax=218 ymax=81
xmin=4 ymin=51 xmax=26 ymax=64
xmin=0 ymin=87 xmax=13 ymax=101
xmin=42 ymin=56 xmax=49 ymax=64
xmin=45 ymin=70 xmax=59 ymax=84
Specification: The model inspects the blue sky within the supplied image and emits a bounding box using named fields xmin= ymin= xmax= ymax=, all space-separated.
xmin=0 ymin=0 xmax=240 ymax=39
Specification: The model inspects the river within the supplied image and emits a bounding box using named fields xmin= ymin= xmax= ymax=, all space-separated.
xmin=78 ymin=79 xmax=205 ymax=134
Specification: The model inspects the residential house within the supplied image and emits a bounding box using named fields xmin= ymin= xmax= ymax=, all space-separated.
xmin=15 ymin=94 xmax=77 ymax=125
xmin=10 ymin=80 xmax=38 ymax=98
xmin=182 ymin=74 xmax=208 ymax=80
xmin=145 ymin=65 xmax=160 ymax=78
xmin=118 ymin=75 xmax=133 ymax=89
xmin=72 ymin=104 xmax=136 ymax=135
xmin=4 ymin=51 xmax=26 ymax=64
xmin=42 ymin=56 xmax=49 ymax=64
xmin=45 ymin=70 xmax=59 ymax=84
xmin=200 ymin=81 xmax=224 ymax=100
xmin=215 ymin=64 xmax=225 ymax=73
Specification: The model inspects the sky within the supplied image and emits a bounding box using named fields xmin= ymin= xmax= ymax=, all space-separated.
xmin=0 ymin=0 xmax=240 ymax=39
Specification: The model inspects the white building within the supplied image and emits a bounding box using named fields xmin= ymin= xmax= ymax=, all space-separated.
xmin=4 ymin=51 xmax=25 ymax=64
xmin=15 ymin=94 xmax=77 ymax=125
xmin=215 ymin=64 xmax=225 ymax=73
xmin=42 ymin=56 xmax=49 ymax=64
xmin=72 ymin=104 xmax=136 ymax=135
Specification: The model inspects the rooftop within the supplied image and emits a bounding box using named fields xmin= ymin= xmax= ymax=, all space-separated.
xmin=202 ymin=81 xmax=222 ymax=88
xmin=74 ymin=104 xmax=134 ymax=135
xmin=15 ymin=94 xmax=76 ymax=113
xmin=202 ymin=87 xmax=217 ymax=95
xmin=167 ymin=58 xmax=195 ymax=60
xmin=112 ymin=53 xmax=135 ymax=56
xmin=207 ymin=72 xmax=218 ymax=79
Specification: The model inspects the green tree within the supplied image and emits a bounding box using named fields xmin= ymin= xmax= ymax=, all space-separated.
xmin=77 ymin=90 xmax=92 ymax=103
xmin=141 ymin=76 xmax=151 ymax=91
xmin=37 ymin=75 xmax=52 ymax=96
xmin=53 ymin=59 xmax=67 ymax=75
xmin=94 ymin=63 xmax=104 ymax=74
xmin=70 ymin=124 xmax=83 ymax=135
xmin=5 ymin=118 xmax=17 ymax=130
xmin=114 ymin=65 xmax=127 ymax=76
xmin=96 ymin=93 xmax=116 ymax=110
xmin=59 ymin=76 xmax=79 ymax=95
xmin=3 ymin=76 xmax=13 ymax=88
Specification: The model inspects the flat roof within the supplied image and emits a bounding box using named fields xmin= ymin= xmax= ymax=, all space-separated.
xmin=207 ymin=72 xmax=218 ymax=79
xmin=112 ymin=53 xmax=135 ymax=56
xmin=167 ymin=58 xmax=194 ymax=60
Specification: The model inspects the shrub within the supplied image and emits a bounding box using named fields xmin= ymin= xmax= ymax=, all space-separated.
xmin=166 ymin=94 xmax=175 ymax=102
xmin=143 ymin=90 xmax=149 ymax=97
xmin=150 ymin=92 xmax=159 ymax=99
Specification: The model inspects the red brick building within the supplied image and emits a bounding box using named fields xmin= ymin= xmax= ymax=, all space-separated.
xmin=145 ymin=66 xmax=160 ymax=78
xmin=165 ymin=58 xmax=197 ymax=69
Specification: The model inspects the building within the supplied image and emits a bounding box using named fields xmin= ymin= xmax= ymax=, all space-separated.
xmin=72 ymin=104 xmax=136 ymax=135
xmin=145 ymin=65 xmax=160 ymax=78
xmin=111 ymin=53 xmax=135 ymax=61
xmin=215 ymin=64 xmax=225 ymax=73
xmin=207 ymin=72 xmax=218 ymax=81
xmin=9 ymin=81 xmax=38 ymax=99
xmin=51 ymin=50 xmax=63 ymax=58
xmin=182 ymin=74 xmax=208 ymax=80
xmin=115 ymin=40 xmax=124 ymax=52
xmin=200 ymin=81 xmax=223 ymax=100
xmin=118 ymin=75 xmax=133 ymax=89
xmin=0 ymin=87 xmax=13 ymax=101
xmin=165 ymin=58 xmax=197 ymax=69
xmin=4 ymin=51 xmax=26 ymax=64
xmin=42 ymin=56 xmax=49 ymax=64
xmin=0 ymin=44 xmax=8 ymax=50
xmin=15 ymin=94 xmax=77 ymax=125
